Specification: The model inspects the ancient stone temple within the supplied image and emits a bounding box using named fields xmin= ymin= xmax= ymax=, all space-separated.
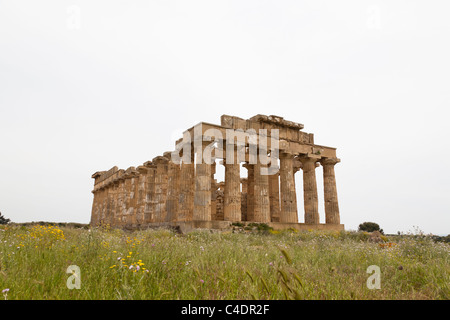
xmin=90 ymin=115 xmax=344 ymax=232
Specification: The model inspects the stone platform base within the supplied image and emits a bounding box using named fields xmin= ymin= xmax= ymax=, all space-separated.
xmin=123 ymin=221 xmax=344 ymax=233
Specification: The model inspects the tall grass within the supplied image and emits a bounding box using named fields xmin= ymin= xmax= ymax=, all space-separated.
xmin=0 ymin=224 xmax=448 ymax=300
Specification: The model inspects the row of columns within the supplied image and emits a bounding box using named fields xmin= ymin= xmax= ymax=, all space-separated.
xmin=185 ymin=143 xmax=340 ymax=225
xmin=92 ymin=145 xmax=340 ymax=226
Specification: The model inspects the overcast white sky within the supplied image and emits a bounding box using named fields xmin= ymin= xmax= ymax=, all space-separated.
xmin=1 ymin=0 xmax=449 ymax=235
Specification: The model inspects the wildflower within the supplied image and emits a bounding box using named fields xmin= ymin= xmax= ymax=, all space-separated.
xmin=2 ymin=288 xmax=9 ymax=300
xmin=200 ymin=279 xmax=204 ymax=284
xmin=269 ymin=262 xmax=274 ymax=266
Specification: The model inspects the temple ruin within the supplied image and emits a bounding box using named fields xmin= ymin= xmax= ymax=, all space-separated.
xmin=90 ymin=114 xmax=344 ymax=232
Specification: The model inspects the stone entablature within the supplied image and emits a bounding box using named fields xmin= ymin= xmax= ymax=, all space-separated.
xmin=90 ymin=114 xmax=343 ymax=231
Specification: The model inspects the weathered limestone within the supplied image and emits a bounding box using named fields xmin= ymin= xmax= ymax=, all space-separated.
xmin=253 ymin=160 xmax=271 ymax=223
xmin=299 ymin=156 xmax=320 ymax=224
xmin=240 ymin=178 xmax=248 ymax=221
xmin=243 ymin=163 xmax=255 ymax=221
xmin=165 ymin=152 xmax=180 ymax=223
xmin=136 ymin=166 xmax=148 ymax=225
xmin=320 ymin=158 xmax=341 ymax=224
xmin=144 ymin=162 xmax=156 ymax=223
xmin=279 ymin=152 xmax=298 ymax=223
xmin=193 ymin=141 xmax=212 ymax=221
xmin=153 ymin=156 xmax=169 ymax=222
xmin=268 ymin=169 xmax=280 ymax=222
xmin=178 ymin=149 xmax=194 ymax=222
xmin=90 ymin=114 xmax=343 ymax=231
xmin=224 ymin=145 xmax=241 ymax=222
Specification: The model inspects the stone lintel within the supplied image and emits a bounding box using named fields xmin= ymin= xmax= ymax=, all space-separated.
xmin=249 ymin=114 xmax=305 ymax=130
xmin=152 ymin=156 xmax=169 ymax=165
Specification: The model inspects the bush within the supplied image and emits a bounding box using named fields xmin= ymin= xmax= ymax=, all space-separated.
xmin=0 ymin=211 xmax=11 ymax=225
xmin=358 ymin=222 xmax=384 ymax=234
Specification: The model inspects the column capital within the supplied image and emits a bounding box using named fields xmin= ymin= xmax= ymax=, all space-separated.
xmin=297 ymin=154 xmax=320 ymax=164
xmin=320 ymin=158 xmax=341 ymax=166
xmin=279 ymin=150 xmax=295 ymax=158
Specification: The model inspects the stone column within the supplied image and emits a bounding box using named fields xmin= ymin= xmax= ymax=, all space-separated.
xmin=268 ymin=167 xmax=281 ymax=223
xmin=115 ymin=177 xmax=125 ymax=226
xmin=210 ymin=162 xmax=217 ymax=220
xmin=253 ymin=159 xmax=271 ymax=223
xmin=279 ymin=152 xmax=298 ymax=223
xmin=224 ymin=146 xmax=241 ymax=221
xmin=129 ymin=170 xmax=140 ymax=226
xmin=240 ymin=178 xmax=248 ymax=221
xmin=243 ymin=163 xmax=254 ymax=221
xmin=193 ymin=141 xmax=212 ymax=221
xmin=98 ymin=186 xmax=106 ymax=225
xmin=165 ymin=158 xmax=180 ymax=222
xmin=118 ymin=174 xmax=129 ymax=227
xmin=90 ymin=191 xmax=98 ymax=226
xmin=153 ymin=156 xmax=169 ymax=222
xmin=144 ymin=162 xmax=156 ymax=223
xmin=123 ymin=172 xmax=133 ymax=226
xmin=178 ymin=145 xmax=195 ymax=221
xmin=299 ymin=156 xmax=320 ymax=224
xmin=136 ymin=166 xmax=148 ymax=225
xmin=320 ymin=158 xmax=341 ymax=224
xmin=111 ymin=178 xmax=120 ymax=226
xmin=106 ymin=182 xmax=115 ymax=226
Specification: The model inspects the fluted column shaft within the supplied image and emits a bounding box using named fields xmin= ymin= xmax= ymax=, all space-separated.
xmin=129 ymin=173 xmax=139 ymax=225
xmin=280 ymin=153 xmax=298 ymax=223
xmin=115 ymin=178 xmax=125 ymax=225
xmin=210 ymin=162 xmax=217 ymax=220
xmin=136 ymin=167 xmax=148 ymax=225
xmin=244 ymin=163 xmax=254 ymax=221
xmin=166 ymin=161 xmax=180 ymax=222
xmin=193 ymin=142 xmax=212 ymax=221
xmin=268 ymin=172 xmax=280 ymax=222
xmin=145 ymin=166 xmax=156 ymax=223
xmin=117 ymin=177 xmax=127 ymax=226
xmin=224 ymin=146 xmax=241 ymax=221
xmin=178 ymin=147 xmax=195 ymax=222
xmin=153 ymin=158 xmax=169 ymax=222
xmin=253 ymin=160 xmax=271 ymax=223
xmin=321 ymin=158 xmax=341 ymax=224
xmin=123 ymin=176 xmax=133 ymax=225
xmin=299 ymin=156 xmax=320 ymax=224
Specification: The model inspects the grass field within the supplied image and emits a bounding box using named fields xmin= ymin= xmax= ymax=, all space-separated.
xmin=0 ymin=224 xmax=449 ymax=300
